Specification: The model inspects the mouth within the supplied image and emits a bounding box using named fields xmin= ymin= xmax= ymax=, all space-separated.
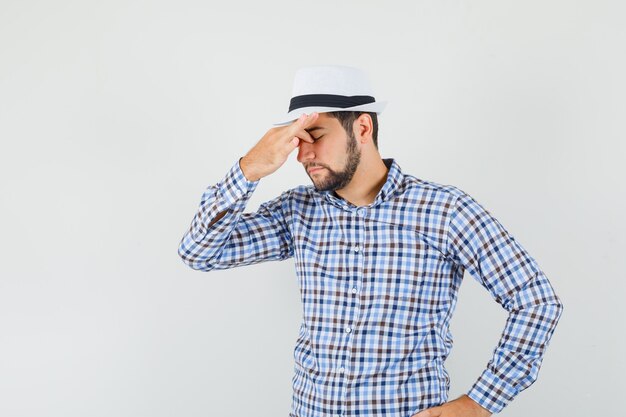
xmin=308 ymin=166 xmax=325 ymax=174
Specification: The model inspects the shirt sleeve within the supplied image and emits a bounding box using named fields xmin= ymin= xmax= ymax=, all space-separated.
xmin=177 ymin=157 xmax=294 ymax=271
xmin=444 ymin=190 xmax=564 ymax=414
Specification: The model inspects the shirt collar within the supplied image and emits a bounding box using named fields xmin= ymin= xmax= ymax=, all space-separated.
xmin=312 ymin=158 xmax=404 ymax=210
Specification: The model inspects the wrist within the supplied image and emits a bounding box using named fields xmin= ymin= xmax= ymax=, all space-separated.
xmin=239 ymin=156 xmax=261 ymax=182
xmin=460 ymin=395 xmax=492 ymax=416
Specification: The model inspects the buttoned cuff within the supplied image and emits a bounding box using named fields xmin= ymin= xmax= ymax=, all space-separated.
xmin=214 ymin=157 xmax=260 ymax=210
xmin=467 ymin=367 xmax=518 ymax=414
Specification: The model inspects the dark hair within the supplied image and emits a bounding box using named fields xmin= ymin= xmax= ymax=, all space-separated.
xmin=326 ymin=111 xmax=379 ymax=149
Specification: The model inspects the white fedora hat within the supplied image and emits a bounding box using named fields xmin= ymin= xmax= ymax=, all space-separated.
xmin=272 ymin=65 xmax=388 ymax=126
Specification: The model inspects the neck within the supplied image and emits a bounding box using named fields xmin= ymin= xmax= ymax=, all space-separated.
xmin=334 ymin=156 xmax=389 ymax=207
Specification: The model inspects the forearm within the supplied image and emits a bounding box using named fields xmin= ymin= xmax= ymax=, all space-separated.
xmin=467 ymin=270 xmax=564 ymax=413
xmin=445 ymin=190 xmax=565 ymax=413
xmin=178 ymin=158 xmax=260 ymax=270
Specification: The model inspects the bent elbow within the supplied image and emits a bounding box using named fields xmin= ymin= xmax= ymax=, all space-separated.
xmin=177 ymin=241 xmax=215 ymax=272
xmin=553 ymin=294 xmax=565 ymax=321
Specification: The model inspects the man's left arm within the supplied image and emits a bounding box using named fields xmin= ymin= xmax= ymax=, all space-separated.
xmin=420 ymin=190 xmax=564 ymax=415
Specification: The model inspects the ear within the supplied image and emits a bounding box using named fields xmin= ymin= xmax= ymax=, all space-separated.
xmin=354 ymin=113 xmax=373 ymax=143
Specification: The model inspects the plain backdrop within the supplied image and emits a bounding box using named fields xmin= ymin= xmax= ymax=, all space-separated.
xmin=1 ymin=1 xmax=624 ymax=416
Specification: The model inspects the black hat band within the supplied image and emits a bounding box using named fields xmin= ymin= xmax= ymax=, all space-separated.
xmin=288 ymin=94 xmax=375 ymax=112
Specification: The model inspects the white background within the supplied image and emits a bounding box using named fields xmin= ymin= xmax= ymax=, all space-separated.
xmin=1 ymin=1 xmax=624 ymax=416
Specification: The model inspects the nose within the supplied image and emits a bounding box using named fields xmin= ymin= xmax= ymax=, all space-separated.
xmin=297 ymin=140 xmax=315 ymax=164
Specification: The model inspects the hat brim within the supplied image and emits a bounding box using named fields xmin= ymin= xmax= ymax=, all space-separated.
xmin=271 ymin=100 xmax=388 ymax=126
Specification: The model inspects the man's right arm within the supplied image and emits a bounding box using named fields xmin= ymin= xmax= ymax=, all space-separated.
xmin=177 ymin=112 xmax=319 ymax=271
xmin=177 ymin=157 xmax=293 ymax=271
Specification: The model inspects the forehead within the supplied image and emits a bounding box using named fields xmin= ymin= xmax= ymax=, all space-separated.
xmin=304 ymin=113 xmax=339 ymax=132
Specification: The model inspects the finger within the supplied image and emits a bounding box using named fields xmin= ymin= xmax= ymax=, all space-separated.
xmin=301 ymin=111 xmax=319 ymax=128
xmin=297 ymin=112 xmax=319 ymax=143
xmin=295 ymin=127 xmax=315 ymax=143
xmin=283 ymin=115 xmax=306 ymax=144
xmin=287 ymin=113 xmax=308 ymax=132
xmin=283 ymin=113 xmax=317 ymax=147
xmin=288 ymin=112 xmax=318 ymax=137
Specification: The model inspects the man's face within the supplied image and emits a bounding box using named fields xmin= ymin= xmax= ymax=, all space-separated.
xmin=297 ymin=113 xmax=361 ymax=192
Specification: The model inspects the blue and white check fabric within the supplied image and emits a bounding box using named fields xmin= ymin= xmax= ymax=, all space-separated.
xmin=178 ymin=157 xmax=564 ymax=417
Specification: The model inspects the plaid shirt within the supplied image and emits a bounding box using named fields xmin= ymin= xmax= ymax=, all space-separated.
xmin=178 ymin=157 xmax=564 ymax=417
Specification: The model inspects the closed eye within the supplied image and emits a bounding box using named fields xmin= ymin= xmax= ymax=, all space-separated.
xmin=312 ymin=135 xmax=323 ymax=141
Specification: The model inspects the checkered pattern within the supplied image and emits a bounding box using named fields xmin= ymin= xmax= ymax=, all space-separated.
xmin=178 ymin=157 xmax=564 ymax=416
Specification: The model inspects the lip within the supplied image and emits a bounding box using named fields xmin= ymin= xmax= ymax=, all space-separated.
xmin=308 ymin=167 xmax=324 ymax=173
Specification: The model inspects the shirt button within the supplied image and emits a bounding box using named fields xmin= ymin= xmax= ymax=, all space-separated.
xmin=345 ymin=326 xmax=352 ymax=333
xmin=351 ymin=287 xmax=357 ymax=294
xmin=338 ymin=366 xmax=345 ymax=373
xmin=353 ymin=244 xmax=360 ymax=253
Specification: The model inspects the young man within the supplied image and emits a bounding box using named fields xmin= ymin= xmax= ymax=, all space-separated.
xmin=178 ymin=65 xmax=564 ymax=417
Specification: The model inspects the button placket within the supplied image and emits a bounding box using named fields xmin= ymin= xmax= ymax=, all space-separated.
xmin=336 ymin=207 xmax=367 ymax=414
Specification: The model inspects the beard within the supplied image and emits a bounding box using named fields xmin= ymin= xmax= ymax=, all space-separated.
xmin=311 ymin=132 xmax=361 ymax=192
